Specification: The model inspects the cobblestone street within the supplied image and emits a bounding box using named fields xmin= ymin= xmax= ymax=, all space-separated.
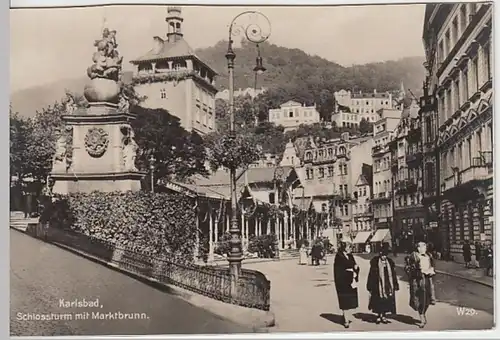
xmin=243 ymin=255 xmax=494 ymax=332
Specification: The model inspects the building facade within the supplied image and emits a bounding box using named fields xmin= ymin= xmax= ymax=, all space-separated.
xmin=299 ymin=133 xmax=374 ymax=242
xmin=388 ymin=100 xmax=426 ymax=252
xmin=353 ymin=164 xmax=373 ymax=233
xmin=268 ymin=101 xmax=321 ymax=131
xmin=332 ymin=90 xmax=394 ymax=128
xmin=370 ymin=113 xmax=401 ymax=234
xmin=215 ymin=87 xmax=266 ymax=101
xmin=422 ymin=3 xmax=493 ymax=261
xmin=130 ymin=7 xmax=218 ymax=136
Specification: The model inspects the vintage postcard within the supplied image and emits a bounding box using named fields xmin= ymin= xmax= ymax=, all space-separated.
xmin=10 ymin=2 xmax=494 ymax=337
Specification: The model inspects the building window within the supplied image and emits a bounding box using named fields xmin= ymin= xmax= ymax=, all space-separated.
xmin=318 ymin=167 xmax=325 ymax=178
xmin=327 ymin=166 xmax=334 ymax=177
xmin=463 ymin=68 xmax=469 ymax=100
xmin=363 ymin=187 xmax=366 ymax=196
xmin=472 ymin=57 xmax=479 ymax=92
xmin=484 ymin=42 xmax=491 ymax=80
xmin=343 ymin=205 xmax=349 ymax=216
xmin=343 ymin=164 xmax=348 ymax=175
xmin=453 ymin=78 xmax=460 ymax=111
xmin=160 ymin=88 xmax=167 ymax=99
xmin=460 ymin=5 xmax=468 ymax=33
xmin=289 ymin=111 xmax=293 ymax=118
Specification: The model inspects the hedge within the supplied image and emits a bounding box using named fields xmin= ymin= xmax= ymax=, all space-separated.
xmin=40 ymin=191 xmax=197 ymax=263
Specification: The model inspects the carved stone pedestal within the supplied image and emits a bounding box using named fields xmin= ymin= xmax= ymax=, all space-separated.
xmin=50 ymin=102 xmax=145 ymax=195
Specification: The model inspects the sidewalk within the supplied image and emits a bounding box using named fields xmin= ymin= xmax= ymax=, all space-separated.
xmin=357 ymin=253 xmax=493 ymax=288
xmin=242 ymin=256 xmax=494 ymax=332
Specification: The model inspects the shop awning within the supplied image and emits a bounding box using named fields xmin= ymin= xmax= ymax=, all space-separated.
xmin=352 ymin=231 xmax=372 ymax=244
xmin=370 ymin=229 xmax=392 ymax=243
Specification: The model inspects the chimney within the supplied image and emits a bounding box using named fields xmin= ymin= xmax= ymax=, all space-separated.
xmin=152 ymin=36 xmax=164 ymax=54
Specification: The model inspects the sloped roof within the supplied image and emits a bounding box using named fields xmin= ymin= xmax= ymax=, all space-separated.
xmin=280 ymin=100 xmax=302 ymax=108
xmin=355 ymin=174 xmax=369 ymax=187
xmin=236 ymin=166 xmax=296 ymax=185
xmin=130 ymin=38 xmax=217 ymax=74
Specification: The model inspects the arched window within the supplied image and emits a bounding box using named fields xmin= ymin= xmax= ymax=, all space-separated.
xmin=306 ymin=152 xmax=312 ymax=161
xmin=339 ymin=146 xmax=346 ymax=155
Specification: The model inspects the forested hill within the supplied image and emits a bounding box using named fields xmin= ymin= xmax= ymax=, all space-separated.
xmin=11 ymin=39 xmax=425 ymax=118
xmin=196 ymin=39 xmax=425 ymax=99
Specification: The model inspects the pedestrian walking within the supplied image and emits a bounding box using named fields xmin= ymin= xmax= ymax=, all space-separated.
xmin=333 ymin=240 xmax=360 ymax=328
xmin=404 ymin=241 xmax=436 ymax=328
xmin=367 ymin=243 xmax=399 ymax=324
xmin=311 ymin=241 xmax=323 ymax=266
xmin=462 ymin=240 xmax=472 ymax=268
xmin=475 ymin=241 xmax=483 ymax=268
xmin=298 ymin=244 xmax=308 ymax=265
xmin=486 ymin=244 xmax=493 ymax=276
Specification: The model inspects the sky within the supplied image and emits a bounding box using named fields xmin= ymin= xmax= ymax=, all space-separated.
xmin=10 ymin=4 xmax=425 ymax=92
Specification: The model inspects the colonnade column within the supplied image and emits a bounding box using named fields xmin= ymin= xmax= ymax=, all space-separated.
xmin=208 ymin=211 xmax=214 ymax=262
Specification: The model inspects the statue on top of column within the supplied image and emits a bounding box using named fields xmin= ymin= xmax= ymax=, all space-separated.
xmin=87 ymin=27 xmax=123 ymax=82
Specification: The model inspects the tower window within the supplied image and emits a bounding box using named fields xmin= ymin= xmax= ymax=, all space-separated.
xmin=176 ymin=22 xmax=181 ymax=29
xmin=160 ymin=89 xmax=167 ymax=99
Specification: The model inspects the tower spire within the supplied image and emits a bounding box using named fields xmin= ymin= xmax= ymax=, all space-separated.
xmin=166 ymin=6 xmax=184 ymax=43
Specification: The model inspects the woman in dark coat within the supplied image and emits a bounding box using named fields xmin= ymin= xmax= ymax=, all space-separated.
xmin=404 ymin=241 xmax=436 ymax=328
xmin=462 ymin=241 xmax=472 ymax=268
xmin=367 ymin=243 xmax=399 ymax=324
xmin=333 ymin=240 xmax=360 ymax=328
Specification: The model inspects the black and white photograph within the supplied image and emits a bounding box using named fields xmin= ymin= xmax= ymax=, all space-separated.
xmin=9 ymin=1 xmax=494 ymax=337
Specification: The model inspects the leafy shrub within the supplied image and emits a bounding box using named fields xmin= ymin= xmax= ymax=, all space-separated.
xmin=248 ymin=234 xmax=278 ymax=258
xmin=215 ymin=232 xmax=232 ymax=256
xmin=40 ymin=191 xmax=197 ymax=263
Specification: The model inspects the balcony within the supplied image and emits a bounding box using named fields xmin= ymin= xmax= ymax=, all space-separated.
xmin=396 ymin=179 xmax=418 ymax=194
xmin=370 ymin=192 xmax=392 ymax=203
xmin=354 ymin=211 xmax=373 ymax=219
xmin=372 ymin=145 xmax=387 ymax=157
xmin=406 ymin=151 xmax=423 ymax=167
xmin=441 ymin=152 xmax=493 ymax=202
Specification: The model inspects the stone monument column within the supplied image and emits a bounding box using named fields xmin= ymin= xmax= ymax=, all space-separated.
xmin=50 ymin=27 xmax=145 ymax=194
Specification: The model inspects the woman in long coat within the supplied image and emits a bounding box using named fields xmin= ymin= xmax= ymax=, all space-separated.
xmin=333 ymin=240 xmax=360 ymax=328
xmin=367 ymin=243 xmax=399 ymax=324
xmin=404 ymin=241 xmax=436 ymax=328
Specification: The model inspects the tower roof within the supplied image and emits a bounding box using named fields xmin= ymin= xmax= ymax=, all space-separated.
xmin=130 ymin=37 xmax=218 ymax=75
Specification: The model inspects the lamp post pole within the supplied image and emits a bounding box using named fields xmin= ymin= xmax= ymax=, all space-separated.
xmin=149 ymin=155 xmax=156 ymax=193
xmin=225 ymin=11 xmax=271 ymax=293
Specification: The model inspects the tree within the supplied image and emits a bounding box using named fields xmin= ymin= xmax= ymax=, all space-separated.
xmin=131 ymin=106 xmax=209 ymax=184
xmin=215 ymin=94 xmax=258 ymax=132
xmin=28 ymin=102 xmax=66 ymax=182
xmin=10 ymin=106 xmax=33 ymax=181
xmin=359 ymin=118 xmax=373 ymax=135
xmin=316 ymin=89 xmax=335 ymax=122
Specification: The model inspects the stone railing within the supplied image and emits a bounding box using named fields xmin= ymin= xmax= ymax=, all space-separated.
xmin=26 ymin=225 xmax=271 ymax=311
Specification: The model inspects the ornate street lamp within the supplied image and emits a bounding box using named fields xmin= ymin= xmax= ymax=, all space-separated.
xmin=225 ymin=11 xmax=271 ymax=290
xmin=149 ymin=154 xmax=156 ymax=193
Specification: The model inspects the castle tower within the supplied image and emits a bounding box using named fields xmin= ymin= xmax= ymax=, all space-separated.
xmin=130 ymin=6 xmax=218 ymax=136
xmin=49 ymin=28 xmax=145 ymax=194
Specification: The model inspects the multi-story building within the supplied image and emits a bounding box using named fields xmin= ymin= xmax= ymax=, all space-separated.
xmin=422 ymin=3 xmax=493 ymax=261
xmin=130 ymin=7 xmax=218 ymax=135
xmin=370 ymin=111 xmax=401 ymax=234
xmin=215 ymin=87 xmax=266 ymax=101
xmin=388 ymin=100 xmax=425 ymax=252
xmin=268 ymin=100 xmax=321 ymax=131
xmin=332 ymin=90 xmax=394 ymax=128
xmin=353 ymin=164 xmax=373 ymax=233
xmin=299 ymin=133 xmax=374 ymax=242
